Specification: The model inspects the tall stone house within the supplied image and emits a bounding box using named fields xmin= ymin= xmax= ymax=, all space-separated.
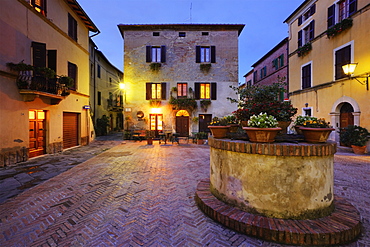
xmin=0 ymin=0 xmax=98 ymax=166
xmin=285 ymin=0 xmax=370 ymax=146
xmin=89 ymin=39 xmax=124 ymax=135
xmin=118 ymin=24 xmax=244 ymax=136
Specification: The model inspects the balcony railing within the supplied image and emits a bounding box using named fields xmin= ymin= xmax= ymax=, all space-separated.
xmin=107 ymin=99 xmax=123 ymax=111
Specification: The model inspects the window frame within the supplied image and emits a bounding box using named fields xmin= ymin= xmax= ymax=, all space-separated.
xmin=196 ymin=46 xmax=216 ymax=63
xmin=68 ymin=62 xmax=77 ymax=91
xmin=301 ymin=62 xmax=312 ymax=90
xmin=146 ymin=46 xmax=166 ymax=63
xmin=333 ymin=41 xmax=353 ymax=80
xmin=177 ymin=83 xmax=188 ymax=98
xmin=146 ymin=82 xmax=167 ymax=100
xmin=194 ymin=82 xmax=217 ymax=100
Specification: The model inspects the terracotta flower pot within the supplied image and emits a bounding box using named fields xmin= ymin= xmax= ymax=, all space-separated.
xmin=228 ymin=124 xmax=239 ymax=133
xmin=351 ymin=145 xmax=367 ymax=154
xmin=208 ymin=126 xmax=229 ymax=138
xmin=278 ymin=121 xmax=291 ymax=134
xmin=242 ymin=127 xmax=282 ymax=143
xmin=300 ymin=127 xmax=334 ymax=143
xmin=294 ymin=125 xmax=303 ymax=135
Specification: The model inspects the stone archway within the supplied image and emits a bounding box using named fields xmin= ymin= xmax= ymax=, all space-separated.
xmin=330 ymin=96 xmax=360 ymax=142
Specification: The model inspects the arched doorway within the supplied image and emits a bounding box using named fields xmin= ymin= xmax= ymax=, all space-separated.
xmin=176 ymin=110 xmax=189 ymax=137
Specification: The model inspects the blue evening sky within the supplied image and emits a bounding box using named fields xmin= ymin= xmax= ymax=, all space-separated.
xmin=78 ymin=0 xmax=303 ymax=83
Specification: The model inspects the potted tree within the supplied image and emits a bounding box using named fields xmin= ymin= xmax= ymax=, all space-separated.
xmin=299 ymin=118 xmax=334 ymax=143
xmin=208 ymin=117 xmax=229 ymax=138
xmin=339 ymin=125 xmax=370 ymax=154
xmin=242 ymin=112 xmax=281 ymax=143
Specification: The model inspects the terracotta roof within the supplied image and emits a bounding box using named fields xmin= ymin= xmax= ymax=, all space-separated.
xmin=66 ymin=0 xmax=99 ymax=32
xmin=118 ymin=23 xmax=245 ymax=38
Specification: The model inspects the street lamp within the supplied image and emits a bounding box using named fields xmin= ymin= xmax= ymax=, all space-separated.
xmin=342 ymin=63 xmax=369 ymax=91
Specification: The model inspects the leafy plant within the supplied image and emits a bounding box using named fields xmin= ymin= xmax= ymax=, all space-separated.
xmin=58 ymin=75 xmax=74 ymax=88
xmin=200 ymin=99 xmax=211 ymax=111
xmin=247 ymin=113 xmax=278 ymax=128
xmin=169 ymin=96 xmax=197 ymax=112
xmin=294 ymin=116 xmax=317 ymax=126
xmin=327 ymin=18 xmax=353 ymax=39
xmin=339 ymin=125 xmax=370 ymax=146
xmin=6 ymin=62 xmax=34 ymax=71
xmin=195 ymin=132 xmax=208 ymax=139
xmin=301 ymin=118 xmax=331 ymax=128
xmin=150 ymin=62 xmax=161 ymax=71
xmin=209 ymin=117 xmax=229 ymax=126
xmin=224 ymin=115 xmax=237 ymax=125
xmin=297 ymin=43 xmax=312 ymax=57
xmin=228 ymin=82 xmax=297 ymax=122
xmin=200 ymin=63 xmax=211 ymax=73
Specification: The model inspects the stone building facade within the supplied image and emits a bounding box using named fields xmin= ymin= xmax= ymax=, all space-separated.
xmin=118 ymin=24 xmax=244 ymax=136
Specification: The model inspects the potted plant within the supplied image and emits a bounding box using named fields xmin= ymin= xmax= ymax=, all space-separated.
xmin=299 ymin=118 xmax=334 ymax=143
xmin=195 ymin=132 xmax=208 ymax=144
xmin=242 ymin=112 xmax=281 ymax=143
xmin=200 ymin=63 xmax=211 ymax=73
xmin=145 ymin=130 xmax=155 ymax=145
xmin=150 ymin=62 xmax=161 ymax=71
xmin=208 ymin=117 xmax=229 ymax=138
xmin=200 ymin=99 xmax=211 ymax=112
xmin=293 ymin=116 xmax=317 ymax=134
xmin=224 ymin=115 xmax=239 ymax=133
xmin=339 ymin=125 xmax=369 ymax=154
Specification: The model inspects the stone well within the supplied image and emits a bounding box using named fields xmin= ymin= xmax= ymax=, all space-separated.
xmin=208 ymin=137 xmax=336 ymax=219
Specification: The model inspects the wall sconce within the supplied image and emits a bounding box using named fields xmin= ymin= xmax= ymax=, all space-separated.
xmin=342 ymin=63 xmax=369 ymax=90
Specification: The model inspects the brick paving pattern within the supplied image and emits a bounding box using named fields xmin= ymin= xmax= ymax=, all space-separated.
xmin=0 ymin=139 xmax=369 ymax=246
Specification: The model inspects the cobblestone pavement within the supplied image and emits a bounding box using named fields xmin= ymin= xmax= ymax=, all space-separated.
xmin=0 ymin=135 xmax=369 ymax=246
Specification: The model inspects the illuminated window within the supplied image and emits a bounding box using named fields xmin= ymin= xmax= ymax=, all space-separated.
xmin=31 ymin=0 xmax=47 ymax=16
xmin=200 ymin=83 xmax=210 ymax=99
xmin=177 ymin=83 xmax=187 ymax=98
xmin=146 ymin=82 xmax=166 ymax=100
xmin=150 ymin=114 xmax=163 ymax=131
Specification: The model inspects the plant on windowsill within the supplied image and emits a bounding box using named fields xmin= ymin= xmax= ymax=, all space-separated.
xmin=149 ymin=99 xmax=161 ymax=107
xmin=150 ymin=62 xmax=161 ymax=71
xmin=200 ymin=99 xmax=211 ymax=112
xmin=326 ymin=18 xmax=353 ymax=39
xmin=200 ymin=63 xmax=212 ymax=73
xmin=297 ymin=43 xmax=312 ymax=57
xmin=169 ymin=96 xmax=197 ymax=112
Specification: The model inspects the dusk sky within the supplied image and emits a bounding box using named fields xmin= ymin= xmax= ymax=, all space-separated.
xmin=78 ymin=0 xmax=303 ymax=83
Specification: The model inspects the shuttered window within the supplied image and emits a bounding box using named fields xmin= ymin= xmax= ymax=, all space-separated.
xmin=177 ymin=83 xmax=187 ymax=98
xmin=47 ymin=50 xmax=57 ymax=73
xmin=196 ymin=46 xmax=216 ymax=63
xmin=146 ymin=83 xmax=166 ymax=100
xmin=335 ymin=45 xmax=351 ymax=80
xmin=194 ymin=82 xmax=216 ymax=100
xmin=68 ymin=62 xmax=77 ymax=90
xmin=327 ymin=4 xmax=336 ymax=29
xmin=68 ymin=13 xmax=77 ymax=41
xmin=146 ymin=46 xmax=166 ymax=63
xmin=32 ymin=42 xmax=47 ymax=68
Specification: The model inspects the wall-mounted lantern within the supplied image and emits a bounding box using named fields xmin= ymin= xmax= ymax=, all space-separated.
xmin=342 ymin=63 xmax=369 ymax=90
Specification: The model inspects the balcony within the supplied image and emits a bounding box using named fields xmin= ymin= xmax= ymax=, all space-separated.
xmin=107 ymin=99 xmax=123 ymax=112
xmin=17 ymin=73 xmax=69 ymax=105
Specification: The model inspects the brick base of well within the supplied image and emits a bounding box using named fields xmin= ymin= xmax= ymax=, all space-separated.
xmin=195 ymin=179 xmax=361 ymax=246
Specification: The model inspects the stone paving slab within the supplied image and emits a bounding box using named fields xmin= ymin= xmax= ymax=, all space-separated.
xmin=0 ymin=136 xmax=369 ymax=246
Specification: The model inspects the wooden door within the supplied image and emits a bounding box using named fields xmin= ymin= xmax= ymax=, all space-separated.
xmin=29 ymin=110 xmax=46 ymax=158
xmin=63 ymin=112 xmax=79 ymax=149
xmin=176 ymin=116 xmax=189 ymax=137
xmin=339 ymin=103 xmax=354 ymax=147
xmin=199 ymin=114 xmax=212 ymax=133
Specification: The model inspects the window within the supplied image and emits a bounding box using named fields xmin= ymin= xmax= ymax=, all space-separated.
xmin=97 ymin=64 xmax=101 ymax=78
xmin=298 ymin=20 xmax=315 ymax=47
xmin=194 ymin=82 xmax=217 ymax=100
xmin=97 ymin=91 xmax=101 ymax=105
xmin=68 ymin=62 xmax=77 ymax=90
xmin=177 ymin=83 xmax=187 ymax=98
xmin=327 ymin=0 xmax=357 ymax=29
xmin=31 ymin=0 xmax=47 ymax=16
xmin=179 ymin=32 xmax=186 ymax=37
xmin=196 ymin=46 xmax=216 ymax=63
xmin=335 ymin=44 xmax=351 ymax=80
xmin=68 ymin=13 xmax=77 ymax=41
xmin=253 ymin=71 xmax=258 ymax=83
xmin=260 ymin=66 xmax=267 ymax=79
xmin=301 ymin=63 xmax=312 ymax=89
xmin=202 ymin=32 xmax=209 ymax=36
xmin=273 ymin=54 xmax=284 ymax=70
xmin=146 ymin=82 xmax=166 ymax=100
xmin=153 ymin=32 xmax=160 ymax=36
xmin=146 ymin=46 xmax=166 ymax=63
xmin=298 ymin=3 xmax=316 ymax=25
xmin=246 ymin=80 xmax=252 ymax=88
xmin=32 ymin=41 xmax=56 ymax=73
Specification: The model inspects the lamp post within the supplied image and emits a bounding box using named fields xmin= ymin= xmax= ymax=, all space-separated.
xmin=342 ymin=63 xmax=369 ymax=91
xmin=119 ymin=83 xmax=125 ymax=139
